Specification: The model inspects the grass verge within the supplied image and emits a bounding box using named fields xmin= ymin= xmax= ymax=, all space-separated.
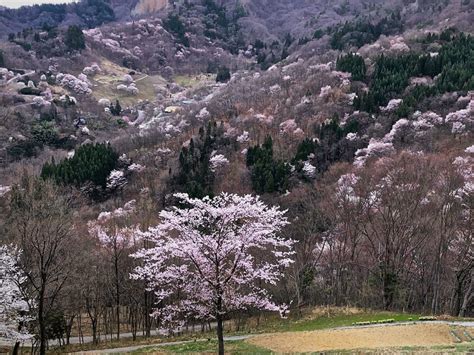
xmin=132 ymin=340 xmax=271 ymax=354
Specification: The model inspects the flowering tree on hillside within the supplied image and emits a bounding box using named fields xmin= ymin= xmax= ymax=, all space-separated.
xmin=0 ymin=245 xmax=32 ymax=354
xmin=132 ymin=193 xmax=294 ymax=355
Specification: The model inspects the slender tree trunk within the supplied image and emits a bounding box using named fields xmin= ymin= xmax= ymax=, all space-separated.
xmin=216 ymin=295 xmax=224 ymax=355
xmin=92 ymin=318 xmax=98 ymax=344
xmin=12 ymin=341 xmax=20 ymax=355
xmin=144 ymin=289 xmax=151 ymax=337
xmin=38 ymin=283 xmax=46 ymax=355
xmin=114 ymin=250 xmax=120 ymax=340
xmin=451 ymin=271 xmax=465 ymax=316
xmin=459 ymin=272 xmax=474 ymax=317
xmin=216 ymin=314 xmax=224 ymax=355
xmin=65 ymin=315 xmax=75 ymax=345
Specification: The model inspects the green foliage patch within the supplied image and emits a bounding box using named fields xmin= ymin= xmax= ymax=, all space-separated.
xmin=65 ymin=25 xmax=85 ymax=51
xmin=246 ymin=136 xmax=291 ymax=194
xmin=354 ymin=33 xmax=474 ymax=113
xmin=336 ymin=52 xmax=366 ymax=81
xmin=41 ymin=143 xmax=118 ymax=188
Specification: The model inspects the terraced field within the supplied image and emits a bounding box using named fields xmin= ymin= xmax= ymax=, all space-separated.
xmin=248 ymin=323 xmax=473 ymax=353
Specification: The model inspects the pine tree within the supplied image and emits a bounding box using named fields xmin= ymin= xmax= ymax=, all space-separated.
xmin=65 ymin=25 xmax=85 ymax=51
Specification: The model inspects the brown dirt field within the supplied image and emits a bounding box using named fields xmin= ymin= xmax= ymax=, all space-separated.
xmin=247 ymin=324 xmax=457 ymax=353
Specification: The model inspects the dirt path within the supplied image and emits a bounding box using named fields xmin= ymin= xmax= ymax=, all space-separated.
xmin=248 ymin=323 xmax=472 ymax=353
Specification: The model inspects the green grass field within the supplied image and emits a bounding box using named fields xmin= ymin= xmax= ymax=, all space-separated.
xmin=133 ymin=340 xmax=271 ymax=354
xmin=253 ymin=309 xmax=421 ymax=333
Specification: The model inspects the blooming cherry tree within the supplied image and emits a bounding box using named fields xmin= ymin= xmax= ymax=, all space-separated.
xmin=209 ymin=154 xmax=229 ymax=172
xmin=0 ymin=245 xmax=32 ymax=349
xmin=132 ymin=193 xmax=294 ymax=354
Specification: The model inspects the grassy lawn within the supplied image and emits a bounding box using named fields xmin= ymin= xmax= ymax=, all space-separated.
xmin=133 ymin=340 xmax=271 ymax=354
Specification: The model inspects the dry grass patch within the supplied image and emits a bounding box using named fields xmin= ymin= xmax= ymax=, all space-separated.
xmin=91 ymin=59 xmax=167 ymax=107
xmin=248 ymin=324 xmax=460 ymax=353
xmin=174 ymin=74 xmax=215 ymax=88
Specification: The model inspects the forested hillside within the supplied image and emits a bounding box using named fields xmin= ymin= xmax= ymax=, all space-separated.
xmin=0 ymin=0 xmax=473 ymax=354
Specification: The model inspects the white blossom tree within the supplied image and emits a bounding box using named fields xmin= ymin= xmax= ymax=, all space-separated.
xmin=209 ymin=154 xmax=229 ymax=172
xmin=0 ymin=245 xmax=32 ymax=354
xmin=132 ymin=193 xmax=294 ymax=354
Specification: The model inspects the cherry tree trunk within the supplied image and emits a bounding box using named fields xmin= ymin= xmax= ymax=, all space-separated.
xmin=216 ymin=314 xmax=224 ymax=355
xmin=216 ymin=295 xmax=225 ymax=355
xmin=12 ymin=342 xmax=20 ymax=355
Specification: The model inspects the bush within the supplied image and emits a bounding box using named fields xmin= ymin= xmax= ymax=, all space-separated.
xmin=353 ymin=319 xmax=395 ymax=326
xmin=109 ymin=100 xmax=122 ymax=116
xmin=19 ymin=87 xmax=42 ymax=95
xmin=31 ymin=121 xmax=59 ymax=145
xmin=7 ymin=140 xmax=38 ymax=160
xmin=313 ymin=29 xmax=324 ymax=39
xmin=216 ymin=66 xmax=231 ymax=83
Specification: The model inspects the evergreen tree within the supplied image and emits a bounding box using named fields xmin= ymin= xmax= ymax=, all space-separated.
xmin=246 ymin=136 xmax=290 ymax=194
xmin=216 ymin=66 xmax=231 ymax=83
xmin=163 ymin=14 xmax=189 ymax=47
xmin=110 ymin=100 xmax=122 ymax=116
xmin=41 ymin=143 xmax=118 ymax=189
xmin=65 ymin=25 xmax=85 ymax=51
xmin=355 ymin=33 xmax=474 ymax=113
xmin=175 ymin=121 xmax=229 ymax=199
xmin=336 ymin=53 xmax=366 ymax=81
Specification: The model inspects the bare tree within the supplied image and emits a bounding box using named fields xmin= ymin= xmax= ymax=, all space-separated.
xmin=6 ymin=175 xmax=76 ymax=355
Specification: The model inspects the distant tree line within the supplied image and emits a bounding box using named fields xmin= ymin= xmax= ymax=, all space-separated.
xmin=0 ymin=0 xmax=115 ymax=34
